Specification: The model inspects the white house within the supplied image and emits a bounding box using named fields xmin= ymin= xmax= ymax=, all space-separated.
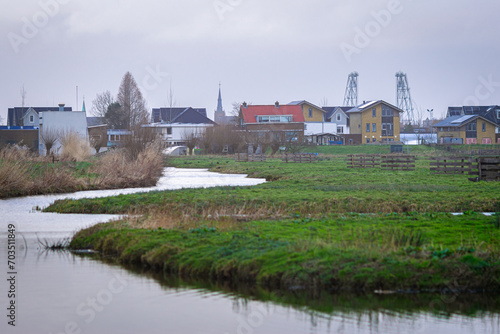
xmin=38 ymin=104 xmax=88 ymax=155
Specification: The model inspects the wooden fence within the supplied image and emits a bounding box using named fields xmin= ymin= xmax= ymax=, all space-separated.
xmin=282 ymin=153 xmax=317 ymax=163
xmin=430 ymin=156 xmax=477 ymax=175
xmin=346 ymin=155 xmax=381 ymax=168
xmin=235 ymin=153 xmax=267 ymax=162
xmin=477 ymin=157 xmax=500 ymax=181
xmin=380 ymin=154 xmax=416 ymax=171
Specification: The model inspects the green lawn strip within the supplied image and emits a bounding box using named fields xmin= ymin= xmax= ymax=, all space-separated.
xmin=70 ymin=214 xmax=500 ymax=292
xmin=45 ymin=153 xmax=500 ymax=214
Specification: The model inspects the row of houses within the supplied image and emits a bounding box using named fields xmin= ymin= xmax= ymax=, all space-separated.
xmin=236 ymin=100 xmax=403 ymax=145
xmin=2 ymin=86 xmax=499 ymax=154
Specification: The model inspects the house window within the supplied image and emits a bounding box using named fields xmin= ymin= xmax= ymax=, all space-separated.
xmin=466 ymin=122 xmax=477 ymax=138
xmin=372 ymin=138 xmax=376 ymax=142
xmin=372 ymin=108 xmax=376 ymax=117
xmin=337 ymin=114 xmax=341 ymax=121
xmin=308 ymin=108 xmax=313 ymax=118
xmin=482 ymin=122 xmax=486 ymax=132
xmin=366 ymin=138 xmax=370 ymax=143
xmin=29 ymin=115 xmax=34 ymax=123
xmin=366 ymin=123 xmax=370 ymax=132
xmin=372 ymin=123 xmax=376 ymax=132
xmin=337 ymin=126 xmax=343 ymax=134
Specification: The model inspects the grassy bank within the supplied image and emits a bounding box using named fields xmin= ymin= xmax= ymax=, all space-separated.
xmin=47 ymin=147 xmax=500 ymax=215
xmin=0 ymin=144 xmax=163 ymax=198
xmin=54 ymin=144 xmax=500 ymax=293
xmin=71 ymin=212 xmax=500 ymax=292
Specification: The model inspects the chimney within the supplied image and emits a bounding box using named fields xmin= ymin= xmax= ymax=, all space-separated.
xmin=58 ymin=103 xmax=65 ymax=111
xmin=242 ymin=102 xmax=247 ymax=108
xmin=275 ymin=101 xmax=280 ymax=108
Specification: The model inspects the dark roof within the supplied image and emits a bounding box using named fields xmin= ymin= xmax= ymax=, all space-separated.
xmin=151 ymin=107 xmax=213 ymax=124
xmin=433 ymin=114 xmax=497 ymax=128
xmin=446 ymin=105 xmax=500 ymax=125
xmin=7 ymin=106 xmax=72 ymax=126
xmin=483 ymin=105 xmax=500 ymax=125
xmin=322 ymin=106 xmax=354 ymax=120
xmin=152 ymin=107 xmax=208 ymax=123
xmin=87 ymin=117 xmax=107 ymax=127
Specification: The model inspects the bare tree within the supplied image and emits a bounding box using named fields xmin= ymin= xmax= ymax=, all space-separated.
xmin=91 ymin=90 xmax=114 ymax=117
xmin=117 ymin=72 xmax=149 ymax=130
xmin=122 ymin=127 xmax=158 ymax=161
xmin=90 ymin=135 xmax=106 ymax=154
xmin=182 ymin=130 xmax=199 ymax=155
xmin=40 ymin=127 xmax=59 ymax=156
xmin=321 ymin=96 xmax=328 ymax=107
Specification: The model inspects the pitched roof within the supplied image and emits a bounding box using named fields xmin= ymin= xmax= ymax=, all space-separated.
xmin=7 ymin=106 xmax=73 ymax=126
xmin=347 ymin=100 xmax=404 ymax=114
xmin=241 ymin=105 xmax=304 ymax=124
xmin=288 ymin=100 xmax=325 ymax=112
xmin=87 ymin=117 xmax=107 ymax=127
xmin=322 ymin=106 xmax=354 ymax=120
xmin=152 ymin=107 xmax=208 ymax=123
xmin=433 ymin=115 xmax=497 ymax=128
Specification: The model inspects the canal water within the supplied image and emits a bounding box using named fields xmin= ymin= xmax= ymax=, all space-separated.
xmin=1 ymin=168 xmax=499 ymax=334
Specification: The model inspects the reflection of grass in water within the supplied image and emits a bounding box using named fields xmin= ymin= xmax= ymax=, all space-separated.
xmin=103 ymin=257 xmax=500 ymax=319
xmin=37 ymin=236 xmax=71 ymax=251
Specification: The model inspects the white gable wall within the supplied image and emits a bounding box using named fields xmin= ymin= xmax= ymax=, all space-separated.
xmin=304 ymin=122 xmax=337 ymax=136
xmin=38 ymin=111 xmax=88 ymax=155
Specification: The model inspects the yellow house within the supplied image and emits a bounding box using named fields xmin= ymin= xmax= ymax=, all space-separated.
xmin=288 ymin=100 xmax=337 ymax=136
xmin=433 ymin=115 xmax=497 ymax=144
xmin=347 ymin=100 xmax=403 ymax=144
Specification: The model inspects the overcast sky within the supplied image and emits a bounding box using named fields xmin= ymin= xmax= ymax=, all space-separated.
xmin=1 ymin=0 xmax=499 ymax=124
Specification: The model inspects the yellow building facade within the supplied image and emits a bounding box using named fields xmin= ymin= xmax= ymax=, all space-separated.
xmin=348 ymin=101 xmax=402 ymax=144
xmin=436 ymin=117 xmax=497 ymax=144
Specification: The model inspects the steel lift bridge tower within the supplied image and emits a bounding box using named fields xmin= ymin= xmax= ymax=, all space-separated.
xmin=396 ymin=72 xmax=416 ymax=125
xmin=343 ymin=72 xmax=359 ymax=107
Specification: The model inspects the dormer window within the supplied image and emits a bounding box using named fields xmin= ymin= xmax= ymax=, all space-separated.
xmin=29 ymin=115 xmax=34 ymax=123
xmin=337 ymin=114 xmax=341 ymax=121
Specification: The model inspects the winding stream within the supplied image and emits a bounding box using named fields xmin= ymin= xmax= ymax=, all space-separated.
xmin=1 ymin=168 xmax=499 ymax=333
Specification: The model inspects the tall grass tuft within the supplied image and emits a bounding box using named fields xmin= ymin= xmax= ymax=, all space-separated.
xmin=60 ymin=132 xmax=92 ymax=162
xmin=92 ymin=141 xmax=163 ymax=188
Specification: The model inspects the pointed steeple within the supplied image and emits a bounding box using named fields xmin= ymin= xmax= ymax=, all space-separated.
xmin=216 ymin=82 xmax=224 ymax=112
xmin=214 ymin=82 xmax=226 ymax=124
xmin=82 ymin=97 xmax=86 ymax=113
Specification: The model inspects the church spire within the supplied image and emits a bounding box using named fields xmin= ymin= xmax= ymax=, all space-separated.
xmin=216 ymin=82 xmax=224 ymax=112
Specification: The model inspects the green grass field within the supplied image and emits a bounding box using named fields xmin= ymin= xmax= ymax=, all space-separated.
xmin=59 ymin=144 xmax=500 ymax=292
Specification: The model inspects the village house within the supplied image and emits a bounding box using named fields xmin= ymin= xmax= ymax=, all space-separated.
xmin=38 ymin=104 xmax=88 ymax=155
xmin=145 ymin=107 xmax=215 ymax=146
xmin=433 ymin=115 xmax=498 ymax=144
xmin=7 ymin=106 xmax=72 ymax=127
xmin=346 ymin=100 xmax=403 ymax=144
xmin=239 ymin=102 xmax=305 ymax=145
